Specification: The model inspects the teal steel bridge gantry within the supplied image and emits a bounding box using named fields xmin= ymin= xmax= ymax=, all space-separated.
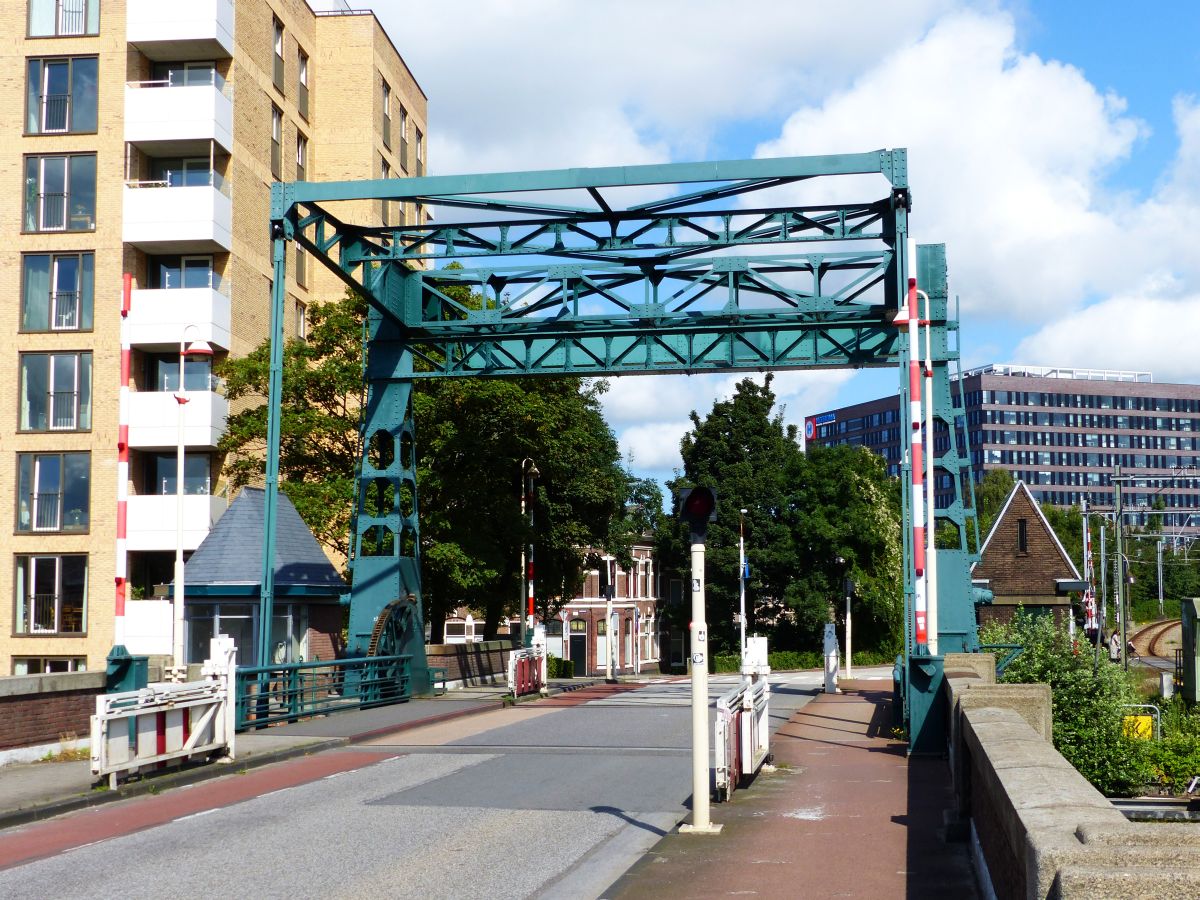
xmin=261 ymin=149 xmax=981 ymax=748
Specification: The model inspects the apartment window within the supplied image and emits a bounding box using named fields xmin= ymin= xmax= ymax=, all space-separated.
xmin=149 ymin=255 xmax=213 ymax=290
xmin=294 ymin=300 xmax=307 ymax=339
xmin=1017 ymin=518 xmax=1028 ymax=553
xmin=271 ymin=105 xmax=282 ymax=179
xmin=295 ymin=245 xmax=307 ymax=288
xmin=28 ymin=0 xmax=98 ymax=36
xmin=296 ymin=133 xmax=307 ymax=181
xmin=13 ymin=657 xmax=87 ymax=675
xmin=19 ymin=352 xmax=92 ymax=432
xmin=272 ymin=17 xmax=285 ymax=90
xmin=146 ymin=354 xmax=213 ymax=392
xmin=144 ymin=453 xmax=211 ymax=495
xmin=381 ymin=79 xmax=391 ymax=148
xmin=16 ymin=452 xmax=90 ymax=533
xmin=15 ymin=555 xmax=88 ymax=636
xmin=381 ymin=157 xmax=390 ymax=225
xmin=399 ymin=106 xmax=409 ymax=169
xmin=26 ymin=57 xmax=97 ymax=134
xmin=150 ymin=157 xmax=216 ymax=188
xmin=21 ymin=252 xmax=94 ymax=332
xmin=297 ymin=50 xmax=309 ymax=119
xmin=24 ymin=153 xmax=96 ymax=232
xmin=415 ymin=129 xmax=424 ymax=176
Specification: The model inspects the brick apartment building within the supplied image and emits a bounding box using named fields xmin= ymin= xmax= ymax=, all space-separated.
xmin=807 ymin=364 xmax=1200 ymax=532
xmin=3 ymin=0 xmax=427 ymax=674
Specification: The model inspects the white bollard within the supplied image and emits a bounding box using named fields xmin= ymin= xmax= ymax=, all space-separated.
xmin=823 ymin=623 xmax=840 ymax=694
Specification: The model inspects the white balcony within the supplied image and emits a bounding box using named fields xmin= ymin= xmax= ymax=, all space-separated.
xmin=127 ymin=390 xmax=228 ymax=450
xmin=126 ymin=494 xmax=227 ymax=552
xmin=125 ymin=82 xmax=233 ymax=155
xmin=123 ymin=184 xmax=232 ymax=253
xmin=127 ymin=0 xmax=234 ymax=61
xmin=127 ymin=288 xmax=232 ymax=351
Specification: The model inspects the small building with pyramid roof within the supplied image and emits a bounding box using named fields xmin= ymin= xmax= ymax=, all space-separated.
xmin=971 ymin=480 xmax=1081 ymax=627
xmin=181 ymin=487 xmax=345 ymax=666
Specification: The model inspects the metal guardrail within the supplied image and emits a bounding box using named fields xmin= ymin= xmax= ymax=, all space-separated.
xmin=979 ymin=643 xmax=1025 ymax=677
xmin=233 ymin=654 xmax=411 ymax=731
xmin=714 ymin=677 xmax=771 ymax=801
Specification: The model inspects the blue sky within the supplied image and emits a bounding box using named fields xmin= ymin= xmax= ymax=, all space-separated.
xmin=350 ymin=0 xmax=1200 ymax=487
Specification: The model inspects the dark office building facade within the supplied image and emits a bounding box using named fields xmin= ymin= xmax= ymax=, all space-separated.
xmin=806 ymin=365 xmax=1200 ymax=533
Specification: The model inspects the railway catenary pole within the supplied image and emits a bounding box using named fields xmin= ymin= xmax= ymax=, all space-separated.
xmin=1115 ymin=469 xmax=1128 ymax=670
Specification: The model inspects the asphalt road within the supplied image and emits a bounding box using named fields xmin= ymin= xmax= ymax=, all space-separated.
xmin=0 ymin=670 xmax=847 ymax=900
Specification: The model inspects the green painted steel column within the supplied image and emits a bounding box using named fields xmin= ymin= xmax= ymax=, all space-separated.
xmin=258 ymin=231 xmax=289 ymax=669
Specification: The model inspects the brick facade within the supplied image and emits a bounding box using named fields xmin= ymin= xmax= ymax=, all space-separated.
xmin=972 ymin=481 xmax=1080 ymax=624
xmin=0 ymin=672 xmax=105 ymax=751
xmin=0 ymin=3 xmax=426 ymax=674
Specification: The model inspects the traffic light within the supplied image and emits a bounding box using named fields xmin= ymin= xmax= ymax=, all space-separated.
xmin=677 ymin=486 xmax=717 ymax=538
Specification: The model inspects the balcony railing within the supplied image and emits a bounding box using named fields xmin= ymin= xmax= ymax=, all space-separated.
xmin=52 ymin=290 xmax=79 ymax=330
xmin=51 ymin=391 xmax=79 ymax=430
xmin=41 ymin=94 xmax=69 ymax=132
xmin=33 ymin=492 xmax=61 ymax=531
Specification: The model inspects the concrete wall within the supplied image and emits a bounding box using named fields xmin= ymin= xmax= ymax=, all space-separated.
xmin=425 ymin=640 xmax=512 ymax=688
xmin=943 ymin=653 xmax=1200 ymax=899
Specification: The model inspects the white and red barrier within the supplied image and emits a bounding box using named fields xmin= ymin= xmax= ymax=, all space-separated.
xmin=714 ymin=677 xmax=771 ymax=801
xmin=508 ymin=647 xmax=546 ymax=698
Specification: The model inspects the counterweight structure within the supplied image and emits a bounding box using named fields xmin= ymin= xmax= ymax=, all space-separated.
xmin=263 ymin=150 xmax=980 ymax=745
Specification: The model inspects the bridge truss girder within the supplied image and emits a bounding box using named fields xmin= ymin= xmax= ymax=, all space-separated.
xmin=258 ymin=150 xmax=979 ymax=739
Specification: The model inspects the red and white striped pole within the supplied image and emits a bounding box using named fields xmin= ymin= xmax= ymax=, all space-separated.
xmin=922 ymin=283 xmax=938 ymax=655
xmin=904 ymin=247 xmax=929 ymax=651
xmin=114 ymin=273 xmax=132 ymax=647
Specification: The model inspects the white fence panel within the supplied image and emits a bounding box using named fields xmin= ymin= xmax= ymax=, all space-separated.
xmin=91 ymin=637 xmax=236 ymax=788
xmin=714 ymin=677 xmax=772 ymax=801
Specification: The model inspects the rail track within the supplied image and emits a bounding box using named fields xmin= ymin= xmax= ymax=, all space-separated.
xmin=1128 ymin=619 xmax=1181 ymax=671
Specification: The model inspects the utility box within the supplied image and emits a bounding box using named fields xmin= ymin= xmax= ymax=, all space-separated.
xmin=742 ymin=636 xmax=771 ymax=676
xmin=105 ymin=646 xmax=149 ymax=693
xmin=1181 ymin=598 xmax=1199 ymax=704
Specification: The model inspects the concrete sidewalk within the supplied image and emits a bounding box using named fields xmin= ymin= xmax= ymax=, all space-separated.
xmin=606 ymin=679 xmax=979 ymax=899
xmin=0 ymin=679 xmax=595 ymax=831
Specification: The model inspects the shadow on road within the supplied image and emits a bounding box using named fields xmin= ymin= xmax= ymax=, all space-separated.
xmin=589 ymin=805 xmax=669 ymax=837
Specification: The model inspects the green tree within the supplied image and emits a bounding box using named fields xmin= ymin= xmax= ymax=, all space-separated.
xmin=662 ymin=376 xmax=801 ymax=654
xmin=661 ymin=376 xmax=902 ymax=655
xmin=219 ymin=292 xmax=366 ymax=561
xmin=416 ymin=376 xmax=629 ymax=640
xmin=779 ymin=444 xmax=903 ymax=652
xmin=219 ymin=290 xmax=634 ymax=640
xmin=974 ymin=468 xmax=1015 ymax=540
xmin=981 ymin=610 xmax=1149 ymax=795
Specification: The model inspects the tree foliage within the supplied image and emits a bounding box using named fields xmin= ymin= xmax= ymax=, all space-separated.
xmin=219 ymin=289 xmax=634 ymax=638
xmin=661 ymin=376 xmax=903 ymax=655
xmin=980 ymin=611 xmax=1149 ymax=796
xmin=219 ymin=293 xmax=366 ymax=562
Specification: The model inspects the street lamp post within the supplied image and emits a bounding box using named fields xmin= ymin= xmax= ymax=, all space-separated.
xmin=172 ymin=324 xmax=213 ymax=677
xmin=520 ymin=458 xmax=538 ymax=648
xmin=738 ymin=508 xmax=748 ymax=671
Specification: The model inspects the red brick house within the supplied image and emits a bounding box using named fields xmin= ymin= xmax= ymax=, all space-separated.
xmin=971 ymin=481 xmax=1081 ymax=626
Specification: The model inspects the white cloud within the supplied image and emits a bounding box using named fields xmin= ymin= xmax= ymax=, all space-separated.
xmin=1015 ymin=289 xmax=1200 ymax=383
xmin=754 ymin=9 xmax=1149 ymax=321
xmin=370 ymin=0 xmax=958 ymax=173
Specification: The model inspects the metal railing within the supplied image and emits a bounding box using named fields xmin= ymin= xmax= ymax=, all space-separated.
xmin=979 ymin=643 xmax=1025 ymax=677
xmin=234 ymin=654 xmax=412 ymax=731
xmin=41 ymin=94 xmax=69 ymax=132
xmin=51 ymin=390 xmax=78 ymax=429
xmin=508 ymin=647 xmax=546 ymax=698
xmin=33 ymin=492 xmax=61 ymax=530
xmin=51 ymin=290 xmax=79 ymax=329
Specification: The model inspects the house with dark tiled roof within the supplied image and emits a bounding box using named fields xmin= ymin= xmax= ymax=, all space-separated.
xmin=181 ymin=488 xmax=345 ymax=666
xmin=971 ymin=480 xmax=1081 ymax=626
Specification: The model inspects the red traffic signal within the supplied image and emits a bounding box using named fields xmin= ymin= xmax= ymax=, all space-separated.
xmin=677 ymin=486 xmax=717 ymax=525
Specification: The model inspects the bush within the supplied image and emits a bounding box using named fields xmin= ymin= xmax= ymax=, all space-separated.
xmin=980 ymin=611 xmax=1150 ymax=796
xmin=1144 ymin=696 xmax=1200 ymax=793
xmin=547 ymin=656 xmax=574 ymax=679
